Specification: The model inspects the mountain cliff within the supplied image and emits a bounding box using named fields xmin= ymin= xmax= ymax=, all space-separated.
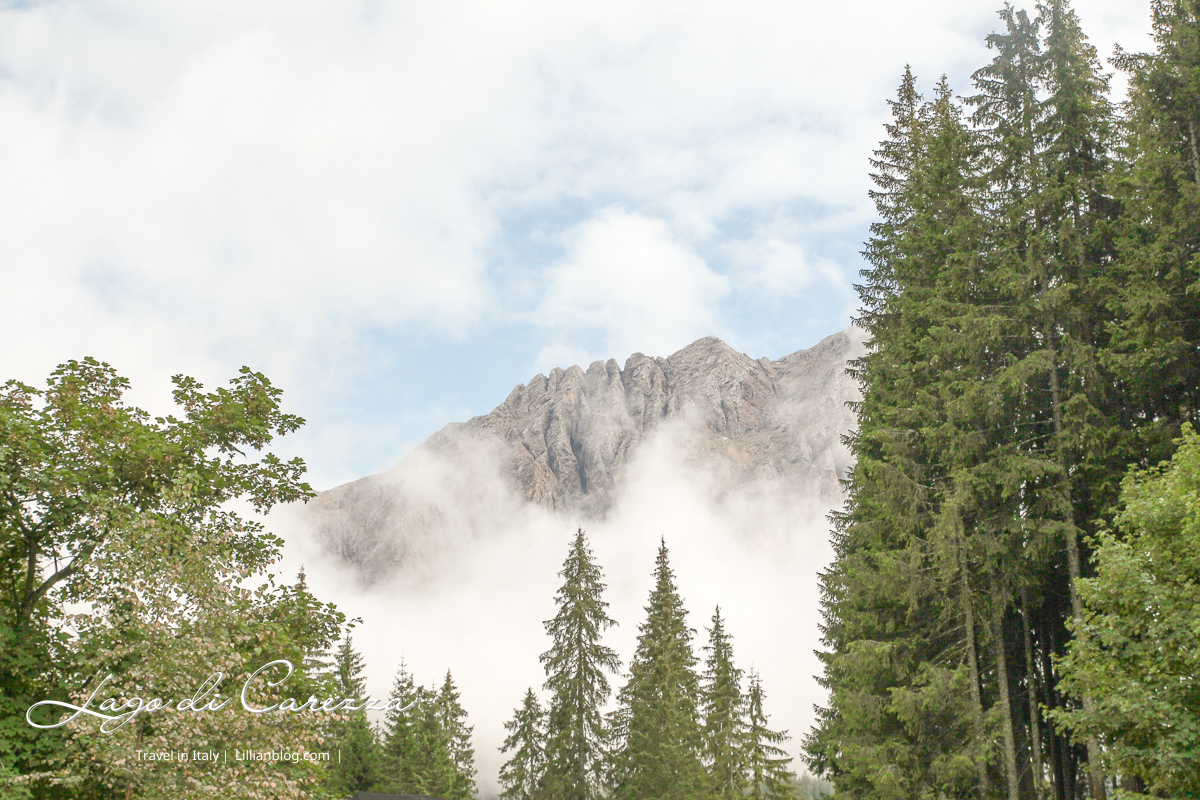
xmin=304 ymin=327 xmax=865 ymax=580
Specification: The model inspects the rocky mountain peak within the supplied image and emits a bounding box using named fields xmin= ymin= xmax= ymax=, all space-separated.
xmin=305 ymin=328 xmax=865 ymax=580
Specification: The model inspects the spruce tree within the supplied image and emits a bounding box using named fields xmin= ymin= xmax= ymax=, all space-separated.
xmin=700 ymin=606 xmax=745 ymax=800
xmin=326 ymin=636 xmax=383 ymax=796
xmin=540 ymin=528 xmax=621 ymax=800
xmin=333 ymin=635 xmax=368 ymax=698
xmin=1008 ymin=3 xmax=1119 ymax=794
xmin=809 ymin=2 xmax=1199 ymax=799
xmin=1109 ymin=0 xmax=1200 ymax=459
xmin=499 ymin=688 xmax=549 ymax=800
xmin=407 ymin=684 xmax=458 ymax=798
xmin=807 ymin=72 xmax=994 ymax=800
xmin=744 ymin=671 xmax=797 ymax=800
xmin=435 ymin=670 xmax=478 ymax=800
xmin=610 ymin=539 xmax=705 ymax=800
xmin=376 ymin=660 xmax=419 ymax=793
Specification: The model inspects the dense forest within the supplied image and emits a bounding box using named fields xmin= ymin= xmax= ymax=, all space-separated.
xmin=804 ymin=1 xmax=1200 ymax=798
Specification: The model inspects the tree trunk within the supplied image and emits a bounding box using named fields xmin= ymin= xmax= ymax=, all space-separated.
xmin=1045 ymin=333 xmax=1107 ymax=800
xmin=990 ymin=589 xmax=1021 ymax=800
xmin=1040 ymin=628 xmax=1066 ymax=800
xmin=958 ymin=534 xmax=991 ymax=800
xmin=126 ymin=721 xmax=144 ymax=800
xmin=1188 ymin=118 xmax=1200 ymax=186
xmin=1021 ymin=589 xmax=1046 ymax=800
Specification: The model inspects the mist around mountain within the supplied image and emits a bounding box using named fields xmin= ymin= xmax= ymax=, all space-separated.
xmin=302 ymin=327 xmax=865 ymax=582
xmin=278 ymin=328 xmax=864 ymax=795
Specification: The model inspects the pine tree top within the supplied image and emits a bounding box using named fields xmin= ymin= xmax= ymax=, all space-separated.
xmin=335 ymin=635 xmax=369 ymax=700
xmin=630 ymin=538 xmax=697 ymax=669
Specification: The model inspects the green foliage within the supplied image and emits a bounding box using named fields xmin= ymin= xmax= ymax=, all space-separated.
xmin=539 ymin=528 xmax=620 ymax=800
xmin=807 ymin=69 xmax=1000 ymax=800
xmin=0 ymin=358 xmax=341 ymax=799
xmin=435 ymin=670 xmax=477 ymax=800
xmin=328 ymin=714 xmax=382 ymax=798
xmin=807 ymin=1 xmax=1152 ymax=798
xmin=326 ymin=637 xmax=382 ymax=797
xmin=700 ymin=606 xmax=745 ymax=800
xmin=499 ymin=688 xmax=547 ymax=800
xmin=744 ymin=672 xmax=797 ymax=800
xmin=1054 ymin=425 xmax=1200 ymax=796
xmin=377 ymin=670 xmax=475 ymax=800
xmin=406 ymin=685 xmax=457 ymax=798
xmin=1107 ymin=0 xmax=1200 ymax=462
xmin=609 ymin=540 xmax=705 ymax=800
xmin=376 ymin=661 xmax=418 ymax=793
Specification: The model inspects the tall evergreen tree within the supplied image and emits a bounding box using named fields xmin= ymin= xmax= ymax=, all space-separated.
xmin=333 ymin=635 xmax=368 ymax=698
xmin=407 ymin=684 xmax=458 ymax=799
xmin=1108 ymin=0 xmax=1200 ymax=458
xmin=376 ymin=660 xmax=419 ymax=793
xmin=700 ymin=606 xmax=745 ymax=800
xmin=435 ymin=670 xmax=478 ymax=800
xmin=499 ymin=688 xmax=549 ymax=800
xmin=327 ymin=636 xmax=383 ymax=796
xmin=807 ymin=72 xmax=996 ymax=800
xmin=744 ymin=671 xmax=797 ymax=800
xmin=540 ymin=528 xmax=621 ymax=800
xmin=610 ymin=540 xmax=705 ymax=800
xmin=994 ymin=3 xmax=1119 ymax=795
xmin=811 ymin=2 xmax=1200 ymax=799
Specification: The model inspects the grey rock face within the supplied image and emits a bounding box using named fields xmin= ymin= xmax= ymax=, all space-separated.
xmin=304 ymin=328 xmax=865 ymax=580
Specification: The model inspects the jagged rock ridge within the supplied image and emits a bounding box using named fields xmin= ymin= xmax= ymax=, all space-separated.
xmin=305 ymin=328 xmax=865 ymax=580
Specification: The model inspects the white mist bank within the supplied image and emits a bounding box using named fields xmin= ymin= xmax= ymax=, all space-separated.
xmin=275 ymin=418 xmax=844 ymax=797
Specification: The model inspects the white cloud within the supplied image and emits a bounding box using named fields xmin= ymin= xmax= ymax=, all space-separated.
xmin=534 ymin=208 xmax=729 ymax=366
xmin=726 ymin=233 xmax=846 ymax=298
xmin=0 ymin=0 xmax=1156 ymax=500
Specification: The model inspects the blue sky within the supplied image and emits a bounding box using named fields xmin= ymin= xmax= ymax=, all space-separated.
xmin=0 ymin=0 xmax=1153 ymax=489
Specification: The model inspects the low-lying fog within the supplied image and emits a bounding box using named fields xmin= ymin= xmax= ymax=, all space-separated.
xmin=277 ymin=419 xmax=844 ymax=797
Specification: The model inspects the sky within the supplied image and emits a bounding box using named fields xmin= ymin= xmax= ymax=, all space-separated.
xmin=0 ymin=0 xmax=1155 ymax=491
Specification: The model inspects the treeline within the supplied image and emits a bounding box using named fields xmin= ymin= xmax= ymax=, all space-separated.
xmin=805 ymin=1 xmax=1200 ymax=799
xmin=497 ymin=529 xmax=828 ymax=800
xmin=326 ymin=640 xmax=477 ymax=799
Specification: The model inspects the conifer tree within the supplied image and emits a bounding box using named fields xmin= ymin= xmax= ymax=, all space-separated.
xmin=333 ymin=635 xmax=368 ymax=698
xmin=1109 ymin=0 xmax=1200 ymax=458
xmin=499 ymin=688 xmax=549 ymax=800
xmin=1002 ymin=3 xmax=1119 ymax=794
xmin=540 ymin=528 xmax=621 ymax=800
xmin=327 ymin=636 xmax=383 ymax=796
xmin=807 ymin=72 xmax=995 ymax=800
xmin=265 ymin=568 xmax=344 ymax=697
xmin=436 ymin=670 xmax=478 ymax=800
xmin=810 ymin=2 xmax=1200 ymax=799
xmin=744 ymin=671 xmax=797 ymax=800
xmin=376 ymin=660 xmax=419 ymax=793
xmin=700 ymin=606 xmax=745 ymax=800
xmin=407 ymin=684 xmax=458 ymax=798
xmin=610 ymin=539 xmax=705 ymax=800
